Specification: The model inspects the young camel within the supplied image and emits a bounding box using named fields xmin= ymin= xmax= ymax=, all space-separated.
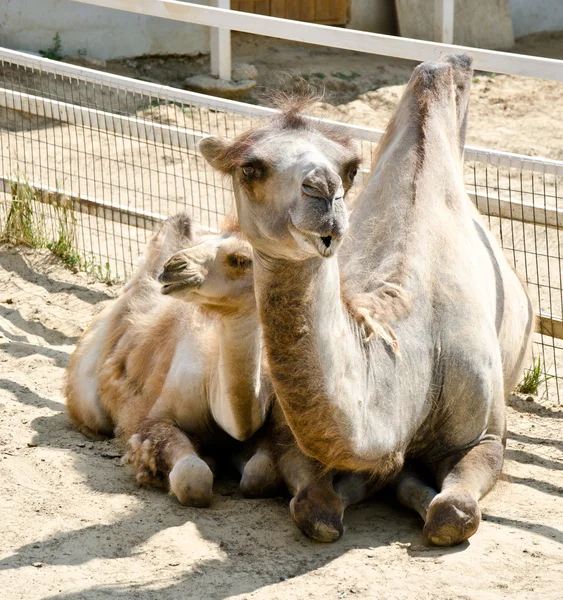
xmin=66 ymin=215 xmax=276 ymax=506
xmin=198 ymin=54 xmax=534 ymax=546
xmin=67 ymin=215 xmax=369 ymax=540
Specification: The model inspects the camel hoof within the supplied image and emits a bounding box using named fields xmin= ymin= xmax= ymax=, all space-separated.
xmin=290 ymin=485 xmax=344 ymax=543
xmin=169 ymin=455 xmax=214 ymax=508
xmin=240 ymin=452 xmax=282 ymax=498
xmin=423 ymin=490 xmax=481 ymax=546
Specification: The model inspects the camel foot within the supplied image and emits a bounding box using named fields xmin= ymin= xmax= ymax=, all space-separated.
xmin=240 ymin=452 xmax=282 ymax=498
xmin=423 ymin=490 xmax=481 ymax=546
xmin=169 ymin=455 xmax=214 ymax=508
xmin=290 ymin=484 xmax=344 ymax=543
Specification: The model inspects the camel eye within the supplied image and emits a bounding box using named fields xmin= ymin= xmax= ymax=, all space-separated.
xmin=349 ymin=167 xmax=358 ymax=180
xmin=242 ymin=165 xmax=255 ymax=176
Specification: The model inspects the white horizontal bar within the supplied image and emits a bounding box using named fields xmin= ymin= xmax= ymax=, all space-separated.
xmin=0 ymin=48 xmax=383 ymax=143
xmin=3 ymin=88 xmax=563 ymax=223
xmin=71 ymin=0 xmax=563 ymax=82
xmin=539 ymin=314 xmax=563 ymax=341
xmin=470 ymin=192 xmax=563 ymax=229
xmin=0 ymin=87 xmax=204 ymax=149
xmin=466 ymin=147 xmax=563 ymax=177
xmin=0 ymin=175 xmax=219 ymax=233
xmin=3 ymin=46 xmax=563 ymax=173
xmin=0 ymin=175 xmax=165 ymax=229
xmin=0 ymin=47 xmax=275 ymax=118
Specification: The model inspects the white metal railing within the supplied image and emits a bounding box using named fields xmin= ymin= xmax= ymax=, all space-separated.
xmin=2 ymin=47 xmax=563 ymax=175
xmin=71 ymin=0 xmax=563 ymax=83
xmin=2 ymin=45 xmax=563 ymax=347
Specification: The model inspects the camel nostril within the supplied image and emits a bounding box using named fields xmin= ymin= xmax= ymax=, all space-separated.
xmin=302 ymin=183 xmax=325 ymax=198
xmin=320 ymin=236 xmax=332 ymax=249
xmin=164 ymin=259 xmax=187 ymax=272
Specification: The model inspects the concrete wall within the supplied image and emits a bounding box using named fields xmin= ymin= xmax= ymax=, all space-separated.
xmin=347 ymin=0 xmax=396 ymax=34
xmin=509 ymin=0 xmax=563 ymax=38
xmin=0 ymin=0 xmax=209 ymax=60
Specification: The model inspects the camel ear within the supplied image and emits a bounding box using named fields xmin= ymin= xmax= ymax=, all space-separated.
xmin=199 ymin=136 xmax=230 ymax=172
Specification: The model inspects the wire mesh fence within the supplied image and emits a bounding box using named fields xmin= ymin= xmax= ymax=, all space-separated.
xmin=1 ymin=47 xmax=561 ymax=403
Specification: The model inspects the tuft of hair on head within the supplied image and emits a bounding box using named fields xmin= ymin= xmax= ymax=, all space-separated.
xmin=267 ymin=80 xmax=323 ymax=129
xmin=200 ymin=84 xmax=359 ymax=176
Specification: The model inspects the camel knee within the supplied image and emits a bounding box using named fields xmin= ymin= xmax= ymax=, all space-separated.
xmin=169 ymin=455 xmax=214 ymax=508
xmin=66 ymin=387 xmax=113 ymax=439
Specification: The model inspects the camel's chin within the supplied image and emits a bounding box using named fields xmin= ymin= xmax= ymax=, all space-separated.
xmin=289 ymin=223 xmax=341 ymax=259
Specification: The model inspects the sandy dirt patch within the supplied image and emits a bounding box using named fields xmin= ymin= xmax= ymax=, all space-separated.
xmin=1 ymin=246 xmax=562 ymax=600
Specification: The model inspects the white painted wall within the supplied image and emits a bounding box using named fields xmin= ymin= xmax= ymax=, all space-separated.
xmin=509 ymin=0 xmax=563 ymax=38
xmin=0 ymin=0 xmax=209 ymax=60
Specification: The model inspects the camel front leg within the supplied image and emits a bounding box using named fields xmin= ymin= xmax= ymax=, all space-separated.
xmin=124 ymin=418 xmax=213 ymax=507
xmin=422 ymin=437 xmax=505 ymax=546
xmin=231 ymin=422 xmax=283 ymax=498
xmin=393 ymin=468 xmax=438 ymax=520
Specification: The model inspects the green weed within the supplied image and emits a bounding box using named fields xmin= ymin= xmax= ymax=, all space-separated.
xmin=39 ymin=33 xmax=64 ymax=61
xmin=517 ymin=357 xmax=554 ymax=395
xmin=1 ymin=177 xmax=119 ymax=285
xmin=1 ymin=178 xmax=44 ymax=247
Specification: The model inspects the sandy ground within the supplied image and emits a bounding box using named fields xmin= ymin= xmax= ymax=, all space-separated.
xmin=0 ymin=246 xmax=562 ymax=600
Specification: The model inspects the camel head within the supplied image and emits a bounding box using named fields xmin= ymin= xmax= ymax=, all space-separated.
xmin=158 ymin=227 xmax=254 ymax=314
xmin=198 ymin=105 xmax=361 ymax=261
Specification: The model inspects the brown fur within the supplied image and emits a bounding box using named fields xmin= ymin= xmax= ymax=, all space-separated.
xmin=258 ymin=260 xmax=404 ymax=479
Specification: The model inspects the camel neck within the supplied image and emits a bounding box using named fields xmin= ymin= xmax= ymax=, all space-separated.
xmin=252 ymin=251 xmax=382 ymax=472
xmin=209 ymin=310 xmax=268 ymax=441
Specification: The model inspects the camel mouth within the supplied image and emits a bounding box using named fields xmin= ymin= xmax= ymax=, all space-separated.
xmin=160 ymin=274 xmax=204 ymax=295
xmin=290 ymin=223 xmax=341 ymax=258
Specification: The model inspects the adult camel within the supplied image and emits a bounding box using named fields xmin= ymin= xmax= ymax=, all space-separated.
xmin=198 ymin=55 xmax=534 ymax=546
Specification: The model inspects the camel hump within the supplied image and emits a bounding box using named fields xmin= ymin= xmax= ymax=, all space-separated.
xmin=159 ymin=213 xmax=193 ymax=248
xmin=409 ymin=54 xmax=473 ymax=155
xmin=442 ymin=54 xmax=473 ymax=153
xmin=411 ymin=53 xmax=472 ymax=92
xmin=411 ymin=60 xmax=453 ymax=94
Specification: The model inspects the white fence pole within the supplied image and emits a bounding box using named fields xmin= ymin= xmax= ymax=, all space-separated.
xmin=434 ymin=0 xmax=455 ymax=44
xmin=210 ymin=0 xmax=231 ymax=80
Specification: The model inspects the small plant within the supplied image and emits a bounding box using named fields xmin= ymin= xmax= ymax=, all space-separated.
xmin=40 ymin=33 xmax=64 ymax=61
xmin=1 ymin=175 xmax=120 ymax=285
xmin=1 ymin=179 xmax=43 ymax=247
xmin=332 ymin=71 xmax=360 ymax=81
xmin=312 ymin=72 xmax=326 ymax=80
xmin=77 ymin=48 xmax=88 ymax=57
xmin=46 ymin=201 xmax=81 ymax=269
xmin=517 ymin=357 xmax=554 ymax=395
